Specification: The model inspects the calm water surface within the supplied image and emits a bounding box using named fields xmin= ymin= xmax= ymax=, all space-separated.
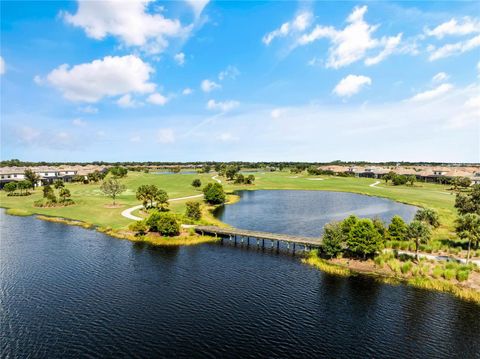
xmin=1 ymin=208 xmax=479 ymax=358
xmin=215 ymin=190 xmax=419 ymax=236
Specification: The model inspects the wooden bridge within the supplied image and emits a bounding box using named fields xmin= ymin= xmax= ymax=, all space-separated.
xmin=195 ymin=225 xmax=322 ymax=252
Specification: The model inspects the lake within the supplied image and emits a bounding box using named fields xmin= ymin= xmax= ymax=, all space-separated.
xmin=215 ymin=190 xmax=419 ymax=236
xmin=1 ymin=204 xmax=479 ymax=358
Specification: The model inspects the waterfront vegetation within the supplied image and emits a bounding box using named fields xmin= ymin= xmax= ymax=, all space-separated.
xmin=1 ymin=168 xmax=479 ymax=301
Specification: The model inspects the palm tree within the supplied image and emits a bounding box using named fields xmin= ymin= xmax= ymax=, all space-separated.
xmin=456 ymin=214 xmax=480 ymax=263
xmin=414 ymin=208 xmax=440 ymax=228
xmin=24 ymin=169 xmax=40 ymax=190
xmin=408 ymin=220 xmax=431 ymax=260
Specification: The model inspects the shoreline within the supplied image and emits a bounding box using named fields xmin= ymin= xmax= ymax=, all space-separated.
xmin=3 ymin=208 xmax=479 ymax=304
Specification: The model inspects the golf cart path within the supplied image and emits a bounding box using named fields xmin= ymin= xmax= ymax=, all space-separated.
xmin=369 ymin=181 xmax=381 ymax=188
xmin=121 ymin=194 xmax=204 ymax=221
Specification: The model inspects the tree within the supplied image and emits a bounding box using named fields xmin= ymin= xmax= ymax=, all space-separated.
xmin=87 ymin=170 xmax=103 ymax=183
xmin=4 ymin=182 xmax=17 ymax=194
xmin=372 ymin=217 xmax=387 ymax=237
xmin=341 ymin=215 xmax=358 ymax=237
xmin=171 ymin=166 xmax=181 ymax=173
xmin=59 ymin=188 xmax=71 ymax=202
xmin=185 ymin=201 xmax=201 ymax=220
xmin=234 ymin=174 xmax=245 ymax=184
xmin=100 ymin=178 xmax=126 ymax=205
xmin=109 ymin=166 xmax=128 ymax=178
xmin=383 ymin=171 xmax=396 ymax=183
xmin=387 ymin=215 xmax=408 ymax=241
xmin=203 ymin=183 xmax=226 ymax=204
xmin=53 ymin=179 xmax=64 ymax=189
xmin=456 ymin=213 xmax=480 ymax=263
xmin=414 ymin=208 xmax=440 ymax=228
xmin=392 ymin=174 xmax=408 ymax=186
xmin=455 ymin=185 xmax=480 ymax=215
xmin=192 ymin=179 xmax=202 ymax=189
xmin=136 ymin=184 xmax=157 ymax=208
xmin=347 ymin=219 xmax=383 ymax=259
xmin=42 ymin=184 xmax=56 ymax=201
xmin=147 ymin=212 xmax=179 ymax=236
xmin=458 ymin=177 xmax=472 ymax=189
xmin=245 ymin=175 xmax=255 ymax=184
xmin=407 ymin=175 xmax=416 ymax=186
xmin=408 ymin=220 xmax=431 ymax=260
xmin=203 ymin=165 xmax=211 ymax=173
xmin=321 ymin=222 xmax=345 ymax=258
xmin=24 ymin=169 xmax=40 ymax=190
xmin=225 ymin=165 xmax=240 ymax=180
xmin=154 ymin=189 xmax=169 ymax=211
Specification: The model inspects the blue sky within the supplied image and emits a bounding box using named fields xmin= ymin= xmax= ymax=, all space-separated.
xmin=1 ymin=1 xmax=479 ymax=162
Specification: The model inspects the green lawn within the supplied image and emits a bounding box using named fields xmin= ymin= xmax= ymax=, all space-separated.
xmin=0 ymin=171 xmax=457 ymax=238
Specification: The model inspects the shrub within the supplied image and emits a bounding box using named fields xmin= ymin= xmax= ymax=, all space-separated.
xmin=347 ymin=219 xmax=383 ymax=259
xmin=456 ymin=270 xmax=470 ymax=282
xmin=185 ymin=201 xmax=201 ymax=221
xmin=146 ymin=211 xmax=162 ymax=232
xmin=387 ymin=216 xmax=408 ymax=241
xmin=401 ymin=261 xmax=413 ymax=274
xmin=191 ymin=179 xmax=202 ymax=188
xmin=443 ymin=269 xmax=456 ymax=280
xmin=129 ymin=220 xmax=148 ymax=236
xmin=321 ymin=222 xmax=345 ymax=258
xmin=432 ymin=266 xmax=444 ymax=278
xmin=155 ymin=213 xmax=180 ymax=236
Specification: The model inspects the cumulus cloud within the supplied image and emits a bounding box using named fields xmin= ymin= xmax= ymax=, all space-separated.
xmin=432 ymin=72 xmax=449 ymax=83
xmin=409 ymin=83 xmax=454 ymax=102
xmin=147 ymin=92 xmax=168 ymax=105
xmin=425 ymin=17 xmax=480 ymax=39
xmin=206 ymin=99 xmax=239 ymax=112
xmin=0 ymin=56 xmax=5 ymax=75
xmin=333 ymin=75 xmax=372 ymax=97
xmin=263 ymin=11 xmax=313 ymax=45
xmin=78 ymin=105 xmax=98 ymax=114
xmin=201 ymin=79 xmax=221 ymax=92
xmin=297 ymin=6 xmax=403 ymax=68
xmin=182 ymin=87 xmax=193 ymax=95
xmin=185 ymin=0 xmax=209 ymax=18
xmin=157 ymin=128 xmax=175 ymax=143
xmin=174 ymin=52 xmax=185 ymax=65
xmin=218 ymin=65 xmax=240 ymax=81
xmin=116 ymin=94 xmax=139 ymax=108
xmin=428 ymin=34 xmax=480 ymax=61
xmin=62 ymin=0 xmax=189 ymax=54
xmin=41 ymin=55 xmax=155 ymax=103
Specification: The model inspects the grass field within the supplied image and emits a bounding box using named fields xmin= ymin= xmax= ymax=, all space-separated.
xmin=0 ymin=170 xmax=457 ymax=238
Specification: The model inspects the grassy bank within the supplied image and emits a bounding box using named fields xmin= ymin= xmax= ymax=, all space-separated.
xmin=303 ymin=251 xmax=480 ymax=304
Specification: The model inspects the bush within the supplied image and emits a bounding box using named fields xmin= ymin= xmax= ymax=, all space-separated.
xmin=147 ymin=212 xmax=180 ymax=236
xmin=387 ymin=216 xmax=408 ymax=241
xmin=432 ymin=266 xmax=444 ymax=278
xmin=191 ymin=179 xmax=202 ymax=188
xmin=443 ymin=269 xmax=456 ymax=280
xmin=129 ymin=220 xmax=148 ymax=236
xmin=347 ymin=219 xmax=383 ymax=259
xmin=321 ymin=222 xmax=345 ymax=258
xmin=401 ymin=261 xmax=413 ymax=274
xmin=456 ymin=270 xmax=470 ymax=282
xmin=185 ymin=201 xmax=201 ymax=221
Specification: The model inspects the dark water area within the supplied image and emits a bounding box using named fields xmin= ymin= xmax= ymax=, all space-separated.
xmin=215 ymin=190 xmax=419 ymax=237
xmin=1 ymin=209 xmax=479 ymax=358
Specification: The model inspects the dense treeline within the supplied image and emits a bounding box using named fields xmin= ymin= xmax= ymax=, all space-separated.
xmin=2 ymin=158 xmax=478 ymax=168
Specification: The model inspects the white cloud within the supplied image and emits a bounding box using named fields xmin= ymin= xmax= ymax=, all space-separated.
xmin=185 ymin=0 xmax=209 ymax=18
xmin=298 ymin=6 xmax=402 ymax=68
xmin=263 ymin=11 xmax=313 ymax=45
xmin=428 ymin=34 xmax=480 ymax=61
xmin=271 ymin=108 xmax=286 ymax=119
xmin=116 ymin=94 xmax=139 ymax=108
xmin=206 ymin=99 xmax=239 ymax=112
xmin=147 ymin=92 xmax=168 ymax=106
xmin=182 ymin=87 xmax=193 ymax=95
xmin=0 ymin=56 xmax=5 ymax=75
xmin=63 ymin=0 xmax=188 ymax=54
xmin=432 ymin=72 xmax=449 ymax=83
xmin=157 ymin=128 xmax=175 ymax=143
xmin=72 ymin=118 xmax=87 ymax=127
xmin=333 ymin=75 xmax=372 ymax=97
xmin=201 ymin=79 xmax=221 ymax=92
xmin=218 ymin=65 xmax=240 ymax=81
xmin=42 ymin=55 xmax=155 ymax=103
xmin=174 ymin=52 xmax=185 ymax=66
xmin=409 ymin=83 xmax=454 ymax=102
xmin=425 ymin=17 xmax=480 ymax=39
xmin=78 ymin=105 xmax=98 ymax=114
